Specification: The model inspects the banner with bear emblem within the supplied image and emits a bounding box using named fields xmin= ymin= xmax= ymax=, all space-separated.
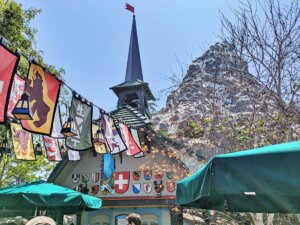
xmin=21 ymin=63 xmax=61 ymax=135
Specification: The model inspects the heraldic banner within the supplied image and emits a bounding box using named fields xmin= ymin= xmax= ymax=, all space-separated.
xmin=66 ymin=95 xmax=93 ymax=150
xmin=10 ymin=123 xmax=35 ymax=160
xmin=21 ymin=63 xmax=61 ymax=135
xmin=119 ymin=123 xmax=141 ymax=156
xmin=0 ymin=44 xmax=20 ymax=123
xmin=43 ymin=136 xmax=62 ymax=161
xmin=101 ymin=113 xmax=127 ymax=154
xmin=51 ymin=105 xmax=64 ymax=138
xmin=7 ymin=75 xmax=25 ymax=118
xmin=92 ymin=124 xmax=107 ymax=154
xmin=101 ymin=153 xmax=115 ymax=195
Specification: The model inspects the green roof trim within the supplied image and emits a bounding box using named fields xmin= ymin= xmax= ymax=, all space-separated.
xmin=111 ymin=104 xmax=150 ymax=127
xmin=110 ymin=80 xmax=156 ymax=100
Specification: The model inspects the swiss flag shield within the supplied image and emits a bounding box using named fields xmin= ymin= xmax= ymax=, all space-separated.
xmin=114 ymin=171 xmax=130 ymax=194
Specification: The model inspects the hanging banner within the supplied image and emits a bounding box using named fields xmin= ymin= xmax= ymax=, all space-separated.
xmin=50 ymin=105 xmax=64 ymax=138
xmin=43 ymin=136 xmax=62 ymax=161
xmin=92 ymin=123 xmax=107 ymax=154
xmin=101 ymin=113 xmax=126 ymax=155
xmin=119 ymin=123 xmax=141 ymax=156
xmin=66 ymin=95 xmax=93 ymax=150
xmin=131 ymin=128 xmax=145 ymax=158
xmin=103 ymin=153 xmax=115 ymax=180
xmin=7 ymin=75 xmax=25 ymax=118
xmin=68 ymin=149 xmax=80 ymax=161
xmin=21 ymin=63 xmax=61 ymax=135
xmin=0 ymin=44 xmax=20 ymax=123
xmin=101 ymin=153 xmax=115 ymax=195
xmin=10 ymin=123 xmax=35 ymax=160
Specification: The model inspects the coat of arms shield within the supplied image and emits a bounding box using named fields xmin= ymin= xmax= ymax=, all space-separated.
xmin=100 ymin=185 xmax=108 ymax=195
xmin=166 ymin=170 xmax=173 ymax=179
xmin=82 ymin=173 xmax=90 ymax=183
xmin=72 ymin=174 xmax=80 ymax=184
xmin=91 ymin=185 xmax=99 ymax=195
xmin=166 ymin=181 xmax=176 ymax=193
xmin=114 ymin=171 xmax=130 ymax=194
xmin=91 ymin=172 xmax=100 ymax=183
xmin=155 ymin=170 xmax=164 ymax=179
xmin=143 ymin=166 xmax=152 ymax=180
xmin=132 ymin=183 xmax=141 ymax=194
xmin=133 ymin=171 xmax=141 ymax=181
xmin=143 ymin=183 xmax=152 ymax=193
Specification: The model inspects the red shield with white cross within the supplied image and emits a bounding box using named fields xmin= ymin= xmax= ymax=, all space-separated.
xmin=114 ymin=171 xmax=130 ymax=194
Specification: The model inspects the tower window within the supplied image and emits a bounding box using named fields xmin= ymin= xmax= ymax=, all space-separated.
xmin=124 ymin=94 xmax=140 ymax=108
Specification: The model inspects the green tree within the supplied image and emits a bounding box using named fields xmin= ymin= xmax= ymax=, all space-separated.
xmin=0 ymin=0 xmax=63 ymax=188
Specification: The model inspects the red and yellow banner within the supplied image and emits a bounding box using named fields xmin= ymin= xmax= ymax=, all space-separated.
xmin=21 ymin=63 xmax=61 ymax=135
xmin=10 ymin=123 xmax=35 ymax=161
xmin=0 ymin=44 xmax=20 ymax=123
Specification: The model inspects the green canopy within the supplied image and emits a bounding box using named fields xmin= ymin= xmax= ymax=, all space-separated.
xmin=176 ymin=141 xmax=300 ymax=213
xmin=0 ymin=181 xmax=102 ymax=210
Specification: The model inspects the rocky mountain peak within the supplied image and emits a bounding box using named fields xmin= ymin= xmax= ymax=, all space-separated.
xmin=152 ymin=42 xmax=277 ymax=169
xmin=190 ymin=41 xmax=248 ymax=75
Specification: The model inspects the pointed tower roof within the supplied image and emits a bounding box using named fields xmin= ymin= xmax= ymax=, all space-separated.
xmin=110 ymin=15 xmax=155 ymax=101
xmin=125 ymin=15 xmax=143 ymax=82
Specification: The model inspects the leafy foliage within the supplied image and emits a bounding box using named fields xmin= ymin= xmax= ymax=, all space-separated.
xmin=0 ymin=0 xmax=61 ymax=188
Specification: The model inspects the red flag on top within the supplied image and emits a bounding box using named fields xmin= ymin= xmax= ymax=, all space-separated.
xmin=125 ymin=3 xmax=135 ymax=14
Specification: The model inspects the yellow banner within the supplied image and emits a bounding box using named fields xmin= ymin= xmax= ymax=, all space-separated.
xmin=11 ymin=123 xmax=35 ymax=160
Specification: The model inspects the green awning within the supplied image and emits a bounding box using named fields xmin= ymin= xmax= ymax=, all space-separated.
xmin=176 ymin=141 xmax=300 ymax=213
xmin=0 ymin=181 xmax=102 ymax=210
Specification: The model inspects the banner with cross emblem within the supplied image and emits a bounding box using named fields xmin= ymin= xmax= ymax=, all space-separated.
xmin=113 ymin=171 xmax=130 ymax=194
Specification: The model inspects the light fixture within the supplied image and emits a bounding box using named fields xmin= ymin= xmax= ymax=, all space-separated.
xmin=93 ymin=129 xmax=106 ymax=146
xmin=34 ymin=143 xmax=43 ymax=156
xmin=12 ymin=92 xmax=33 ymax=120
xmin=0 ymin=139 xmax=10 ymax=154
xmin=60 ymin=117 xmax=78 ymax=137
xmin=60 ymin=143 xmax=67 ymax=154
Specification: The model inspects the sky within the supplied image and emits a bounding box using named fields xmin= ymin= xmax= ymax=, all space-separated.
xmin=16 ymin=0 xmax=240 ymax=113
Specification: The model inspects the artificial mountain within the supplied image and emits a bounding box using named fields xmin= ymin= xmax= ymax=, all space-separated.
xmin=152 ymin=42 xmax=280 ymax=171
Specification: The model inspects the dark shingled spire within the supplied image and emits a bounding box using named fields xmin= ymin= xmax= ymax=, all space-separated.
xmin=110 ymin=15 xmax=155 ymax=119
xmin=125 ymin=15 xmax=143 ymax=82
